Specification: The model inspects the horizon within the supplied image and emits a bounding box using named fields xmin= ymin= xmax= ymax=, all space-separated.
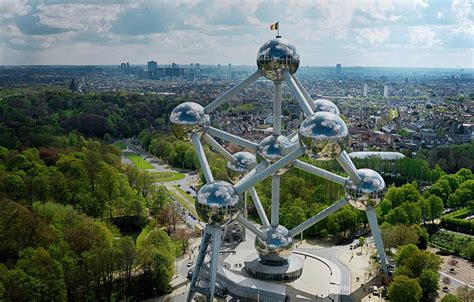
xmin=1 ymin=0 xmax=473 ymax=68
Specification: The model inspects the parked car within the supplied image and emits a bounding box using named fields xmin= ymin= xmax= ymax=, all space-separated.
xmin=187 ymin=260 xmax=194 ymax=267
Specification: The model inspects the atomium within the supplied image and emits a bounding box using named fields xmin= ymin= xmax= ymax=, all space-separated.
xmin=299 ymin=111 xmax=348 ymax=160
xmin=257 ymin=38 xmax=300 ymax=82
xmin=255 ymin=225 xmax=294 ymax=263
xmin=178 ymin=35 xmax=391 ymax=302
xmin=345 ymin=169 xmax=386 ymax=210
xmin=170 ymin=102 xmax=209 ymax=142
xmin=195 ymin=180 xmax=242 ymax=226
xmin=226 ymin=151 xmax=257 ymax=183
xmin=313 ymin=98 xmax=340 ymax=115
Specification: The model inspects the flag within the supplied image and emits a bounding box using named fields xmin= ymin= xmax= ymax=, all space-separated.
xmin=270 ymin=22 xmax=279 ymax=31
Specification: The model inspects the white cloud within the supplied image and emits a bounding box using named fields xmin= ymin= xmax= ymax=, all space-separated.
xmin=355 ymin=28 xmax=390 ymax=45
xmin=0 ymin=0 xmax=30 ymax=19
xmin=408 ymin=26 xmax=441 ymax=47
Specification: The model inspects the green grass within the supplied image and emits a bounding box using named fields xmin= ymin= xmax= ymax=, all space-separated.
xmin=114 ymin=142 xmax=127 ymax=150
xmin=172 ymin=185 xmax=195 ymax=204
xmin=165 ymin=186 xmax=197 ymax=217
xmin=124 ymin=152 xmax=154 ymax=170
xmin=150 ymin=172 xmax=185 ymax=182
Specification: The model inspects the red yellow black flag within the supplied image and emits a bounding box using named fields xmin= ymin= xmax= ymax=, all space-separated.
xmin=270 ymin=22 xmax=279 ymax=30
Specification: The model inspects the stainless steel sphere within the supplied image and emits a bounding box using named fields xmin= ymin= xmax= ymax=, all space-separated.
xmin=257 ymin=135 xmax=293 ymax=163
xmin=345 ymin=169 xmax=386 ymax=210
xmin=313 ymin=98 xmax=340 ymax=115
xmin=170 ymin=102 xmax=209 ymax=142
xmin=299 ymin=111 xmax=348 ymax=160
xmin=195 ymin=181 xmax=242 ymax=226
xmin=255 ymin=225 xmax=294 ymax=263
xmin=226 ymin=151 xmax=257 ymax=183
xmin=256 ymin=38 xmax=300 ymax=82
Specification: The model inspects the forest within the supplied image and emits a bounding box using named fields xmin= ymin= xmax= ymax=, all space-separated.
xmin=0 ymin=87 xmax=472 ymax=301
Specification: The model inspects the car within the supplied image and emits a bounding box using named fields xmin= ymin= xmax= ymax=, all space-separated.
xmin=372 ymin=286 xmax=379 ymax=295
xmin=186 ymin=190 xmax=191 ymax=194
xmin=187 ymin=270 xmax=193 ymax=280
xmin=187 ymin=260 xmax=194 ymax=267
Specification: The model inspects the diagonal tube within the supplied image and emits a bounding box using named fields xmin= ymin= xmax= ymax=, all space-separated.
xmin=292 ymin=74 xmax=316 ymax=111
xmin=235 ymin=147 xmax=305 ymax=194
xmin=366 ymin=206 xmax=389 ymax=276
xmin=206 ymin=126 xmax=258 ymax=152
xmin=248 ymin=187 xmax=270 ymax=228
xmin=342 ymin=150 xmax=357 ymax=171
xmin=336 ymin=151 xmax=362 ymax=184
xmin=191 ymin=133 xmax=214 ymax=183
xmin=205 ymin=70 xmax=262 ymax=113
xmin=237 ymin=215 xmax=267 ymax=240
xmin=271 ymin=175 xmax=280 ymax=227
xmin=283 ymin=69 xmax=314 ymax=117
xmin=289 ymin=198 xmax=349 ymax=237
xmin=202 ymin=133 xmax=236 ymax=163
xmin=294 ymin=160 xmax=347 ymax=186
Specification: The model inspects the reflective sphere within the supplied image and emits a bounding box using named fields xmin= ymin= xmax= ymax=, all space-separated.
xmin=313 ymin=98 xmax=340 ymax=115
xmin=226 ymin=152 xmax=257 ymax=183
xmin=345 ymin=169 xmax=386 ymax=210
xmin=256 ymin=38 xmax=300 ymax=82
xmin=255 ymin=225 xmax=294 ymax=263
xmin=257 ymin=135 xmax=293 ymax=163
xmin=299 ymin=112 xmax=348 ymax=160
xmin=195 ymin=181 xmax=242 ymax=226
xmin=170 ymin=102 xmax=209 ymax=142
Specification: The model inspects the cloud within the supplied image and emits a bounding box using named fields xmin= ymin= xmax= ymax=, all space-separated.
xmin=0 ymin=0 xmax=473 ymax=67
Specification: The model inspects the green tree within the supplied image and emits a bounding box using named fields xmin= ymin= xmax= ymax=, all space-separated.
xmin=15 ymin=247 xmax=67 ymax=302
xmin=418 ymin=269 xmax=439 ymax=301
xmin=388 ymin=275 xmax=422 ymax=302
xmin=441 ymin=294 xmax=462 ymax=302
xmin=358 ymin=236 xmax=366 ymax=252
xmin=457 ymin=286 xmax=474 ymax=302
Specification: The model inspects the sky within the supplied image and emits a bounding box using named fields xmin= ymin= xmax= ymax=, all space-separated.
xmin=0 ymin=0 xmax=473 ymax=68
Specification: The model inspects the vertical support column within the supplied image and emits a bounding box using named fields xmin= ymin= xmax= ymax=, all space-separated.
xmin=273 ymin=81 xmax=282 ymax=135
xmin=271 ymin=174 xmax=280 ymax=227
xmin=366 ymin=206 xmax=389 ymax=276
xmin=208 ymin=225 xmax=222 ymax=300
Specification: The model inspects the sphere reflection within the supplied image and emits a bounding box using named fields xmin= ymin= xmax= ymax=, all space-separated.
xmin=313 ymin=99 xmax=340 ymax=115
xmin=196 ymin=181 xmax=241 ymax=226
xmin=255 ymin=225 xmax=294 ymax=263
xmin=299 ymin=112 xmax=348 ymax=160
xmin=226 ymin=151 xmax=257 ymax=183
xmin=170 ymin=102 xmax=209 ymax=142
xmin=256 ymin=38 xmax=300 ymax=82
xmin=345 ymin=169 xmax=386 ymax=210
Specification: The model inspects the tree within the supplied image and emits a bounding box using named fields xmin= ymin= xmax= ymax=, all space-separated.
xmin=402 ymin=250 xmax=442 ymax=277
xmin=158 ymin=202 xmax=183 ymax=233
xmin=383 ymin=224 xmax=420 ymax=249
xmin=441 ymin=294 xmax=462 ymax=302
xmin=358 ymin=236 xmax=366 ymax=253
xmin=418 ymin=269 xmax=439 ymax=301
xmin=427 ymin=195 xmax=444 ymax=221
xmin=448 ymin=258 xmax=458 ymax=272
xmin=386 ymin=207 xmax=410 ymax=225
xmin=388 ymin=275 xmax=422 ymax=302
xmin=15 ymin=247 xmax=67 ymax=302
xmin=457 ymin=286 xmax=474 ymax=302
xmin=396 ymin=244 xmax=419 ymax=265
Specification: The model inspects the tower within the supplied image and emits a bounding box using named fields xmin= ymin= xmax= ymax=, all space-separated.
xmin=170 ymin=36 xmax=390 ymax=301
xmin=336 ymin=63 xmax=342 ymax=74
xmin=363 ymin=83 xmax=368 ymax=97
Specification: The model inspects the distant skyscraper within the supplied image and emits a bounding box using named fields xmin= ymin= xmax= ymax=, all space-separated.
xmin=383 ymin=85 xmax=389 ymax=98
xmin=228 ymin=63 xmax=232 ymax=72
xmin=147 ymin=60 xmax=158 ymax=72
xmin=336 ymin=64 xmax=342 ymax=74
xmin=363 ymin=83 xmax=368 ymax=97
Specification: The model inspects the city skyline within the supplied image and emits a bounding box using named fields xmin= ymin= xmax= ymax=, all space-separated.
xmin=0 ymin=0 xmax=473 ymax=68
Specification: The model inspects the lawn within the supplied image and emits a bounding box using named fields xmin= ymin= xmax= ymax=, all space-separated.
xmin=166 ymin=186 xmax=197 ymax=217
xmin=124 ymin=152 xmax=154 ymax=170
xmin=151 ymin=172 xmax=185 ymax=182
xmin=114 ymin=142 xmax=127 ymax=150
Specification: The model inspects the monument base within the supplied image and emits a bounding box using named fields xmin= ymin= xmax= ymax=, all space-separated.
xmin=243 ymin=254 xmax=304 ymax=282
